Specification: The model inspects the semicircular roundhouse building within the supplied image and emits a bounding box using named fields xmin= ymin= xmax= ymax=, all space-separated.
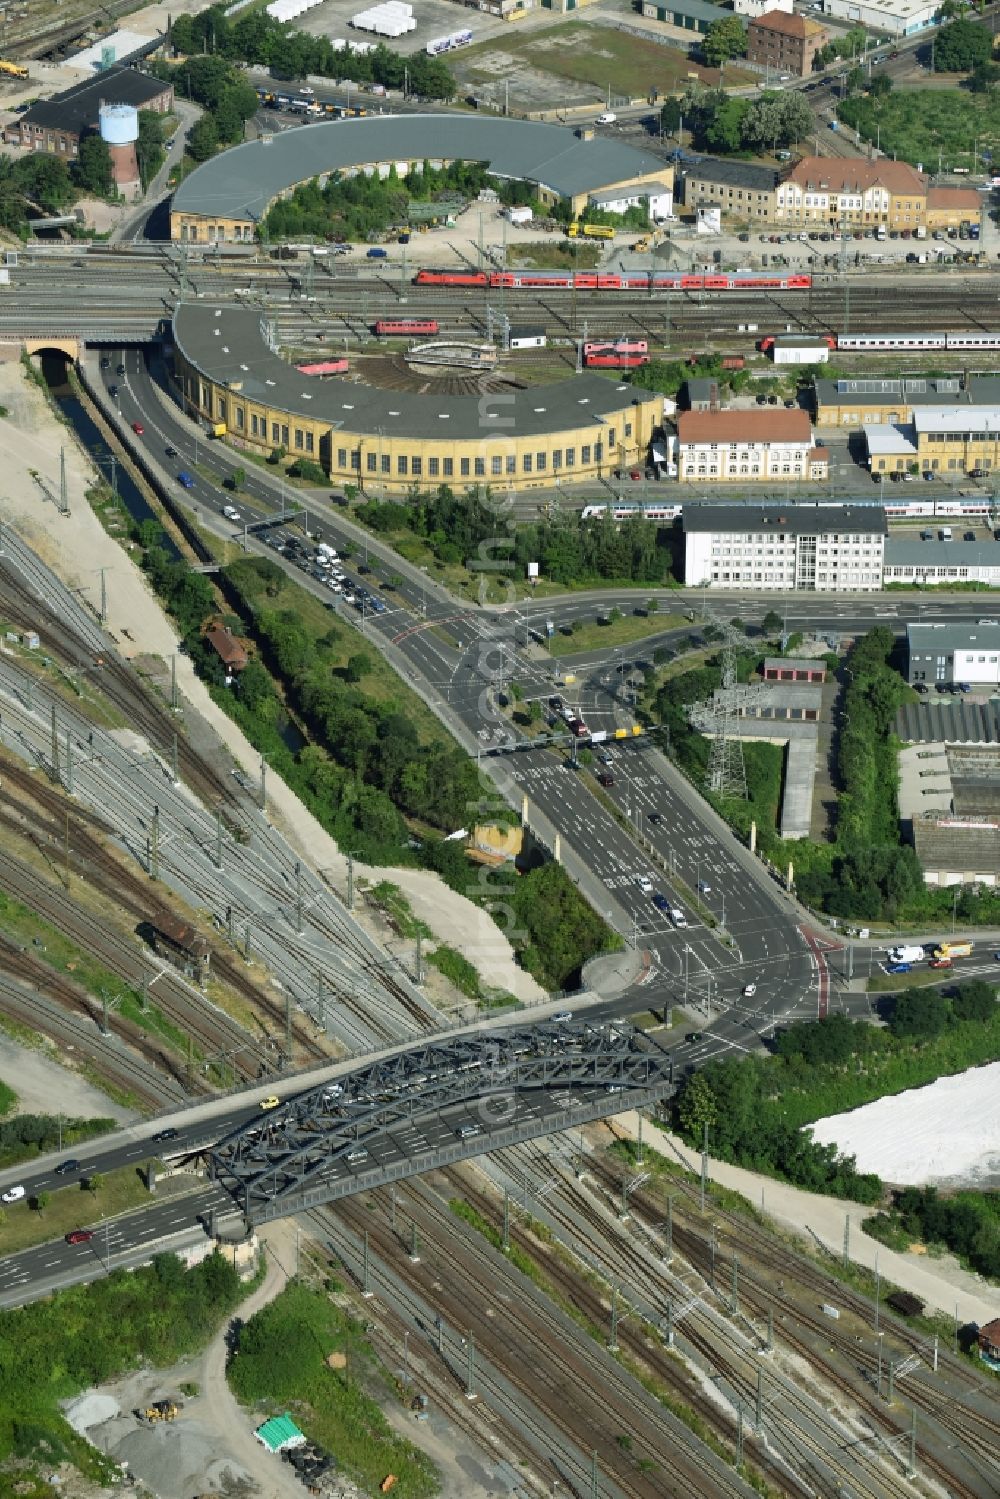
xmin=172 ymin=303 xmax=662 ymax=493
xmin=169 ymin=113 xmax=673 ymax=240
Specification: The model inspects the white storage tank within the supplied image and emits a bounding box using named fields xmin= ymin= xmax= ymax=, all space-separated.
xmin=99 ymin=102 xmax=138 ymax=145
xmin=99 ymin=101 xmax=141 ymax=199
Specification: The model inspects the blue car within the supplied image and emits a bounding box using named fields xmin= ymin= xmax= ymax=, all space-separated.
xmin=652 ymin=892 xmax=670 ymax=912
xmin=177 ymin=471 xmax=195 ymax=489
xmin=887 ymin=962 xmax=911 ymax=974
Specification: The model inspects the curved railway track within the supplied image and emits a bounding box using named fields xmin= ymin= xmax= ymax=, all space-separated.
xmin=583 ymin=1150 xmax=999 ymax=1498
xmin=335 ymin=1182 xmax=777 ymax=1499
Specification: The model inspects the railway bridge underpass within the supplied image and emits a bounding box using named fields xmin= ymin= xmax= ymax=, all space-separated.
xmin=207 ymin=1021 xmax=675 ymax=1225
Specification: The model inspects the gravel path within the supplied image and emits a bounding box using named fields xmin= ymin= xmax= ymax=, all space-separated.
xmin=615 ymin=1110 xmax=1000 ymax=1326
xmin=0 ymin=1034 xmax=137 ymax=1124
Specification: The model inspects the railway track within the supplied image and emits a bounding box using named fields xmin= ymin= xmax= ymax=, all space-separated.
xmin=333 ymin=1182 xmax=775 ymax=1499
xmin=580 ymin=1149 xmax=999 ymax=1499
xmin=481 ymin=1144 xmax=928 ymax=1499
xmin=0 ymin=755 xmax=330 ymax=1064
xmin=0 ymin=965 xmax=184 ymax=1110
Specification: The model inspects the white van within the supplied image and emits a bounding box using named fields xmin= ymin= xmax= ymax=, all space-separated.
xmin=596 ymin=111 xmax=617 ymax=124
xmin=940 ymin=527 xmax=953 ymax=540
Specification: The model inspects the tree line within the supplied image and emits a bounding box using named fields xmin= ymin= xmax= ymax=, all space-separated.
xmin=264 ymin=159 xmax=492 ymax=243
xmin=169 ymin=3 xmax=455 ymax=100
xmin=363 ymin=487 xmax=676 ymax=585
xmin=149 ymin=55 xmax=260 ymax=161
xmin=673 ymin=990 xmax=1000 ymax=1209
xmin=660 ymin=86 xmax=812 ymax=155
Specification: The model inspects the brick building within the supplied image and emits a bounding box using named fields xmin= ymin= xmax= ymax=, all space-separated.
xmin=6 ymin=66 xmax=172 ymax=162
xmin=746 ymin=10 xmax=829 ymax=77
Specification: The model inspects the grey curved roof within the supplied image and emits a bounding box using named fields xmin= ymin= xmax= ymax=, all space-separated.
xmin=172 ymin=114 xmax=666 ymax=222
xmin=173 ymin=302 xmax=645 ymax=441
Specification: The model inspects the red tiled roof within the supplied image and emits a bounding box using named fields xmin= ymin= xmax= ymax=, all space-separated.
xmin=783 ymin=155 xmax=926 ymax=196
xmin=926 ymin=186 xmax=982 ymax=210
xmin=750 ymin=9 xmax=824 ymax=37
xmin=205 ymin=626 xmax=248 ymax=668
xmin=677 ymin=408 xmax=812 ymax=444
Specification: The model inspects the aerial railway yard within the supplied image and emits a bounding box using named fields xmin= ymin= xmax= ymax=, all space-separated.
xmin=324 ymin=1134 xmax=1000 ymax=1499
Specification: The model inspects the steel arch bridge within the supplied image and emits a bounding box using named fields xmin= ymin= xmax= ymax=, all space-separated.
xmin=208 ymin=1021 xmax=675 ymax=1224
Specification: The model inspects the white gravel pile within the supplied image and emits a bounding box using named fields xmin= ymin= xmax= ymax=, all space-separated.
xmin=809 ymin=1062 xmax=1000 ymax=1185
xmin=63 ymin=1392 xmax=120 ymax=1435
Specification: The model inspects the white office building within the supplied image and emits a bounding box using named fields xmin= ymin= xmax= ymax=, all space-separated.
xmin=683 ymin=501 xmax=887 ymax=592
xmin=907 ymin=621 xmax=1000 ymax=688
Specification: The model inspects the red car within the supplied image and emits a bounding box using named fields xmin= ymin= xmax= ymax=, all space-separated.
xmin=929 ymin=959 xmax=952 ymax=970
xmin=131 ymin=421 xmax=144 ymax=435
xmin=65 ymin=1229 xmax=93 ymax=1245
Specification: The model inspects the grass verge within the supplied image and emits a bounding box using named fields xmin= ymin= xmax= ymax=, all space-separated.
xmin=549 ymin=611 xmax=687 ymax=657
xmin=227 ymin=1279 xmax=439 ymax=1499
xmin=0 ymin=1163 xmax=173 ymax=1255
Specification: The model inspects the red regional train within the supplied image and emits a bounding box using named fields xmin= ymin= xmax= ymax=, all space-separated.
xmin=415 ymin=269 xmax=812 ymax=292
xmin=374 ymin=318 xmax=440 ymax=336
xmin=583 ymin=339 xmax=650 ymax=369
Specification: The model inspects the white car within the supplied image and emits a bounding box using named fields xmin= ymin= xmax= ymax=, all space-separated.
xmin=552 ymin=1010 xmax=573 ymax=1023
xmin=636 ymin=875 xmax=654 ymax=895
xmin=1 ymin=1184 xmax=25 ymax=1203
xmin=697 ymin=880 xmax=712 ymax=895
xmin=222 ymin=505 xmax=241 ymax=521
xmin=669 ymin=907 xmax=688 ymax=929
xmin=742 ymin=982 xmax=757 ymax=998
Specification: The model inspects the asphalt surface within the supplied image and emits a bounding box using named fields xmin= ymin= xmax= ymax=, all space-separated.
xmin=3 ymin=342 xmax=998 ymax=1296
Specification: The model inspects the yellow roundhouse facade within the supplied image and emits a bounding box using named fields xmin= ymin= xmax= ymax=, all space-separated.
xmin=173 ymin=305 xmax=662 ymax=494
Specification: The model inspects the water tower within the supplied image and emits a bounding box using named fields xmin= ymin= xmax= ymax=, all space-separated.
xmin=99 ymin=103 xmax=141 ymax=200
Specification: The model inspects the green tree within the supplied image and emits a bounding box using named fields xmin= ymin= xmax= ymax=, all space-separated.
xmin=675 ymin=1070 xmax=718 ymax=1138
xmin=659 ymin=97 xmax=682 ymax=134
xmin=33 ymin=1191 xmax=48 ymax=1213
xmin=344 ymin=652 xmax=371 ymax=683
xmin=702 ymin=15 xmax=747 ymax=67
xmin=14 ymin=153 xmax=73 ymax=213
xmin=969 ymin=58 xmax=1000 ymax=89
xmin=868 ymin=71 xmax=893 ymax=98
xmin=934 ymin=17 xmax=993 ymax=71
xmin=762 ymin=609 xmax=783 ymax=633
xmin=890 ymin=987 xmax=949 ymax=1041
xmin=229 ymin=466 xmax=247 ymax=492
xmin=86 ymin=1172 xmax=104 ymax=1194
xmin=845 ymin=64 xmax=866 ymax=94
xmin=952 ymin=980 xmax=996 ymax=1022
xmin=75 ymin=133 xmax=114 ymax=196
xmin=186 ymin=114 xmax=219 ymax=163
xmin=136 ymin=111 xmax=166 ymax=188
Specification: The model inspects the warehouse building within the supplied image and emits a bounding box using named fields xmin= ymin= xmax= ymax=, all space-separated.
xmin=768 ymin=334 xmax=831 ymax=365
xmin=814 ymin=374 xmax=1000 ymax=429
xmin=5 ymin=65 xmax=172 ymax=158
xmin=817 ymin=0 xmax=939 ymax=36
xmin=682 ymin=500 xmax=887 ymax=591
xmin=172 ymin=303 xmax=662 ymax=494
xmin=170 ymin=115 xmax=673 ymax=240
xmin=679 ymin=158 xmax=780 ymax=223
xmin=676 ymin=408 xmax=828 ymax=484
xmin=884 ymin=540 xmax=1000 ymax=587
xmin=865 ymin=406 xmax=1000 ymax=477
xmin=906 ymin=621 xmax=1000 ymax=689
xmin=639 ymin=0 xmax=744 ymax=37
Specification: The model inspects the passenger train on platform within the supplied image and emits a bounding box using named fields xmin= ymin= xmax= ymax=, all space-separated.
xmin=415 ymin=269 xmax=812 ymax=293
xmin=759 ymin=330 xmax=1000 ymax=353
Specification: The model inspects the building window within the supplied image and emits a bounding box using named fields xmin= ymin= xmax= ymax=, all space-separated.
xmin=366 ymin=451 xmax=377 ymax=473
xmin=350 ymin=449 xmax=359 ymax=469
xmin=444 ymin=458 xmax=453 ymax=477
xmin=381 ymin=453 xmax=390 ymax=474
xmin=235 ymin=408 xmax=245 ymax=431
xmin=523 ymin=454 xmax=532 ymax=473
xmin=624 ymin=423 xmax=632 ymax=439
xmin=338 ymin=448 xmax=347 ymax=468
xmin=536 ymin=452 xmax=546 ymax=471
xmin=474 ymin=457 xmax=485 ymax=477
xmin=506 ymin=454 xmax=516 ymax=475
xmin=566 ymin=448 xmax=575 ymax=467
xmin=553 ymin=450 xmax=562 ymax=470
xmin=429 ymin=457 xmax=439 ymax=477
xmin=293 ymin=428 xmax=303 ymax=449
xmin=581 ymin=445 xmax=591 ymax=464
xmin=272 ymin=422 xmax=281 ymax=443
xmin=412 ymin=456 xmax=422 ymax=477
xmin=397 ymin=455 xmax=408 ymax=476
xmin=460 ymin=458 xmax=470 ymax=477
xmin=491 ymin=455 xmax=502 ymax=476
xmin=281 ymin=425 xmax=289 ymax=446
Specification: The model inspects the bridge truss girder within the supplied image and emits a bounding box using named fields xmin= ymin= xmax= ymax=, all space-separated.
xmin=207 ymin=1023 xmax=674 ymax=1224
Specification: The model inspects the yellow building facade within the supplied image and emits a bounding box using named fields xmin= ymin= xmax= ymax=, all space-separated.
xmin=173 ymin=305 xmax=662 ymax=494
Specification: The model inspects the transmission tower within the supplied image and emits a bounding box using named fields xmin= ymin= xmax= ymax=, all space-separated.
xmin=687 ymin=618 xmax=772 ymax=801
